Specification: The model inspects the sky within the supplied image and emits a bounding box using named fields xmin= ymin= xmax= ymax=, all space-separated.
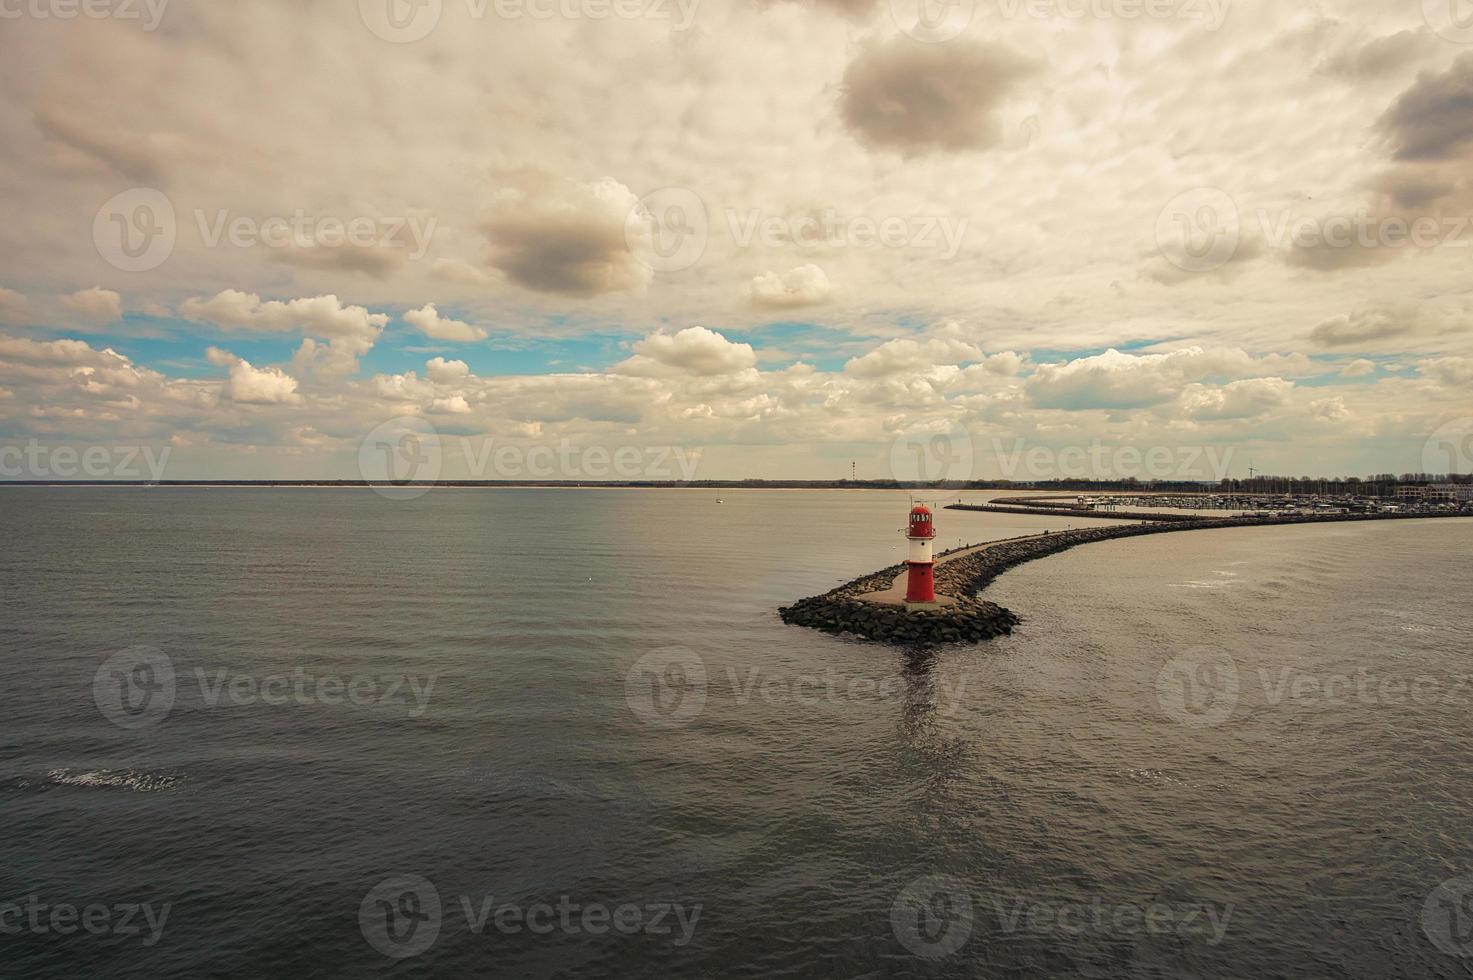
xmin=1 ymin=0 xmax=1471 ymax=483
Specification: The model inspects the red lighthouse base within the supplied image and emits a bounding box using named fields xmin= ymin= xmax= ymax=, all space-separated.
xmin=905 ymin=561 xmax=936 ymax=604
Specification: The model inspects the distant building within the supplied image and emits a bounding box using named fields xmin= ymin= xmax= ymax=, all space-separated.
xmin=1396 ymin=484 xmax=1473 ymax=503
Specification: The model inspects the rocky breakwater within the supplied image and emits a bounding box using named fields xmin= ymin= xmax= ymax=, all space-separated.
xmin=781 ymin=509 xmax=1472 ymax=646
xmin=777 ymin=549 xmax=1021 ymax=646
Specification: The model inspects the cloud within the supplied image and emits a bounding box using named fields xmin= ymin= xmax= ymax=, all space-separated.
xmin=404 ymin=303 xmax=488 ymax=342
xmin=1026 ymin=347 xmax=1312 ymax=411
xmin=1367 ymin=169 xmax=1454 ymax=210
xmin=1379 ymin=53 xmax=1473 ymax=162
xmin=181 ymin=290 xmax=386 ymax=341
xmin=426 ymin=356 xmax=471 ymax=383
xmin=223 ymin=357 xmax=301 ymax=405
xmin=1418 ymin=356 xmax=1473 ymax=387
xmin=61 ymin=287 xmax=123 ymax=326
xmin=844 ymin=336 xmax=983 ymax=377
xmin=1320 ymin=30 xmax=1434 ymax=80
xmin=273 ymin=244 xmax=408 ymax=278
xmin=481 ymin=174 xmax=653 ymax=297
xmin=181 ymin=291 xmax=388 ymax=378
xmin=1283 ymin=227 xmax=1398 ymax=272
xmin=1309 ymin=308 xmax=1415 ymax=347
xmin=839 ymin=39 xmax=1040 ymax=155
xmin=611 ymin=326 xmax=757 ymax=377
xmin=430 ymin=395 xmax=472 ymax=414
xmin=1178 ymin=378 xmax=1293 ymax=420
xmin=33 ymin=102 xmax=174 ymax=184
xmin=0 ymin=286 xmax=29 ymax=324
xmin=1341 ymin=358 xmax=1376 ymax=378
xmin=750 ymin=264 xmax=833 ymax=309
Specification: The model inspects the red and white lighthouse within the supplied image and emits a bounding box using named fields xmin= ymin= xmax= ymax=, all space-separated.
xmin=904 ymin=504 xmax=937 ymax=604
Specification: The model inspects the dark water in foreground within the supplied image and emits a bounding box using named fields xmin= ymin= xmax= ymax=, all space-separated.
xmin=3 ymin=488 xmax=1472 ymax=979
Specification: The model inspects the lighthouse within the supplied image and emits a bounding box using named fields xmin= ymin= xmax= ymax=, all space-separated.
xmin=904 ymin=504 xmax=937 ymax=605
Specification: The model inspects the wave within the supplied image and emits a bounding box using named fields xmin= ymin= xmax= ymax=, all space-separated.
xmin=44 ymin=768 xmax=183 ymax=793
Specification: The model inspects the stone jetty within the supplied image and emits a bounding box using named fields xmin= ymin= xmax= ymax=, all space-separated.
xmin=779 ymin=509 xmax=1471 ymax=647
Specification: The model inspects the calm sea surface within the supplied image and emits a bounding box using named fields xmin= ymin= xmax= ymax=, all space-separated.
xmin=3 ymin=488 xmax=1472 ymax=978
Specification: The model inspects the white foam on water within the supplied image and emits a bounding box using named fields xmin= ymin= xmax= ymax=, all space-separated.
xmin=45 ymin=768 xmax=182 ymax=793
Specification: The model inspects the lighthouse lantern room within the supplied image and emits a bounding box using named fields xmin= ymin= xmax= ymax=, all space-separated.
xmin=904 ymin=504 xmax=937 ymax=605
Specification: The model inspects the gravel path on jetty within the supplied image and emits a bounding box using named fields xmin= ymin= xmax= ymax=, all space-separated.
xmin=779 ymin=509 xmax=1472 ymax=647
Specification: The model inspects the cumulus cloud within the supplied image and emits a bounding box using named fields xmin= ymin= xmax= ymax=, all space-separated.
xmin=839 ymin=39 xmax=1039 ymax=155
xmin=1341 ymin=358 xmax=1376 ymax=378
xmin=1027 ymin=347 xmax=1312 ymax=411
xmin=426 ymin=357 xmax=472 ymax=383
xmin=223 ymin=358 xmax=301 ymax=405
xmin=181 ymin=290 xmax=385 ymax=339
xmin=750 ymin=264 xmax=833 ymax=309
xmin=181 ymin=290 xmax=388 ymax=378
xmin=612 ymin=327 xmax=757 ymax=377
xmin=845 ymin=336 xmax=983 ymax=377
xmin=481 ymin=174 xmax=653 ymax=297
xmin=1379 ymin=53 xmax=1473 ymax=162
xmin=61 ymin=287 xmax=123 ymax=326
xmin=1179 ymin=378 xmax=1293 ymax=420
xmin=404 ymin=303 xmax=488 ymax=342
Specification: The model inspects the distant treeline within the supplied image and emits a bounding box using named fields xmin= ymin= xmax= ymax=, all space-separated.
xmin=4 ymin=474 xmax=1470 ymax=492
xmin=5 ymin=471 xmax=1467 ymax=489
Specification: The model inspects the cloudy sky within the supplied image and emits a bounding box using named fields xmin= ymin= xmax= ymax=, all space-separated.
xmin=1 ymin=0 xmax=1471 ymax=482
